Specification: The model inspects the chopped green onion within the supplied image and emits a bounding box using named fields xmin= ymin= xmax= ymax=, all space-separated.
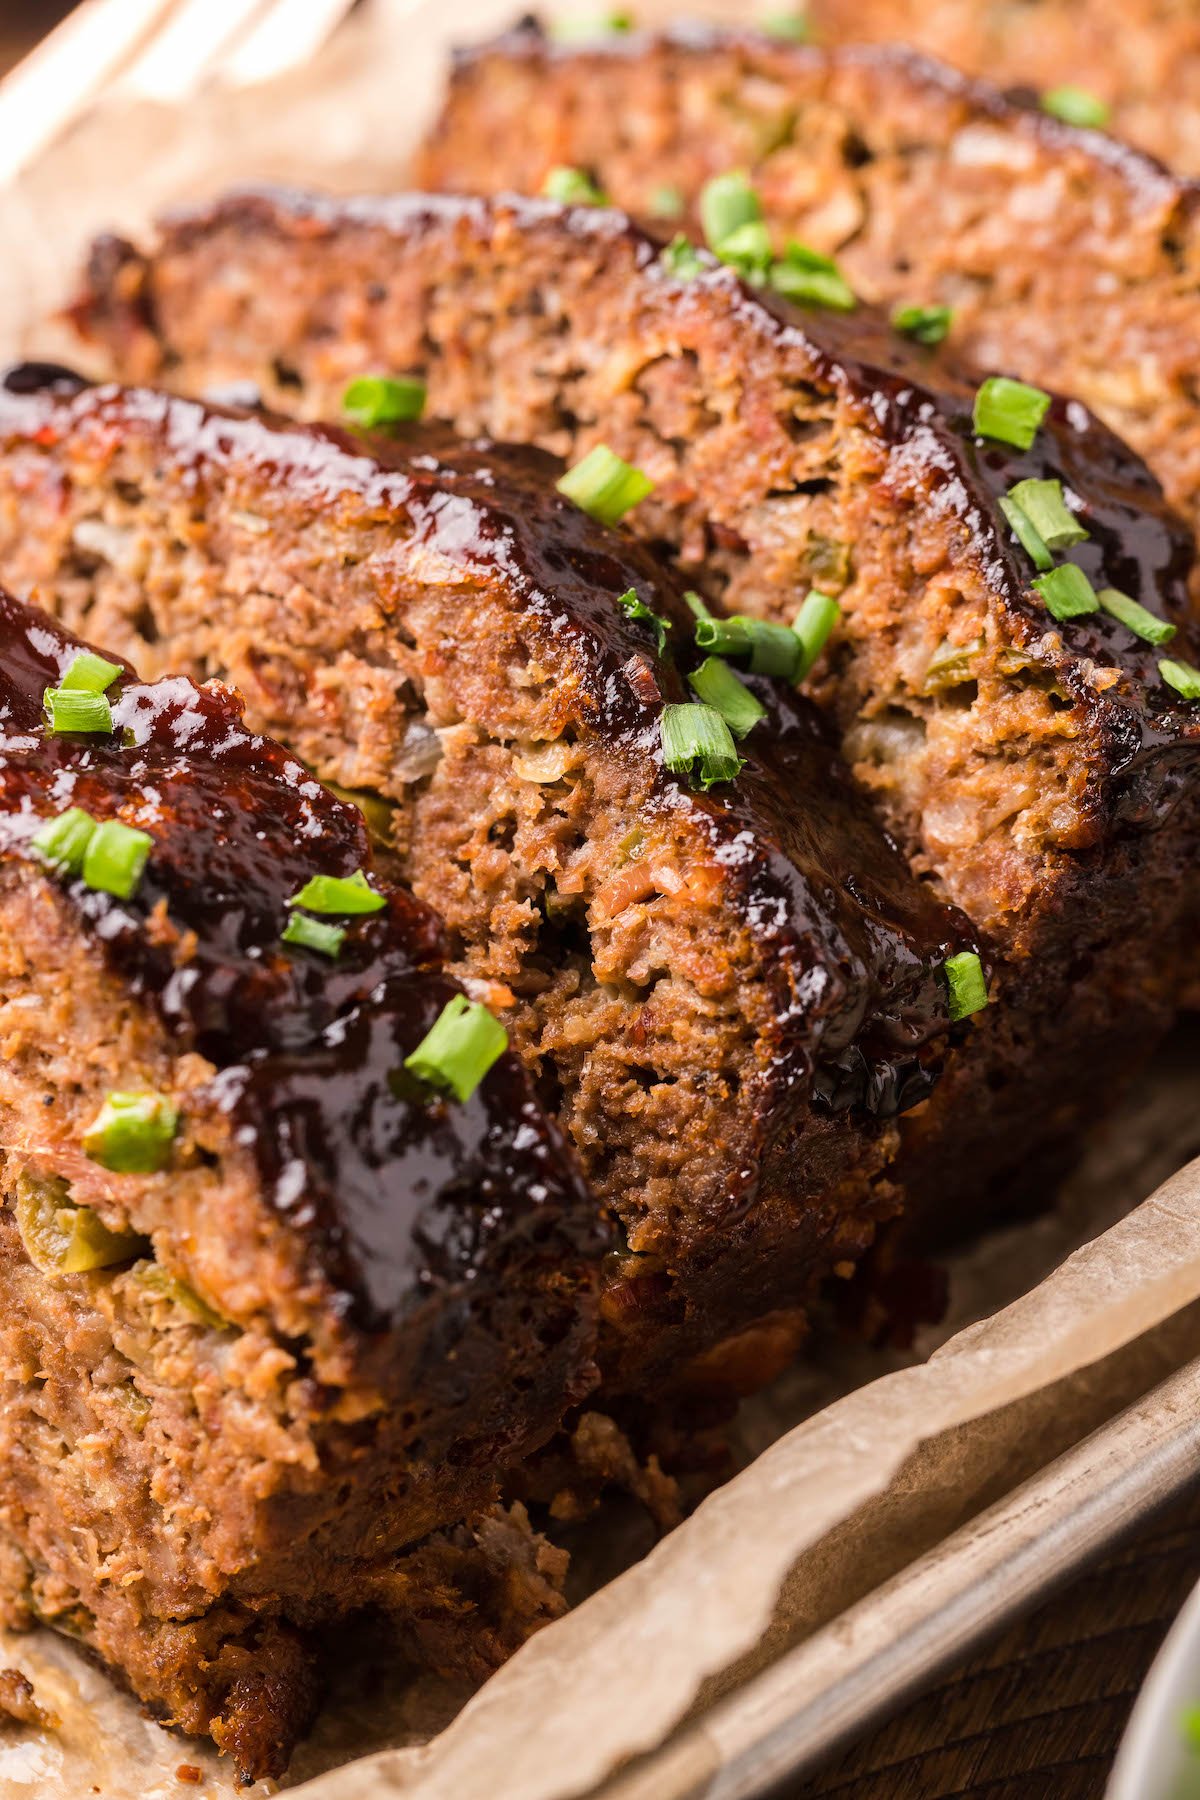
xmin=31 ymin=807 xmax=97 ymax=875
xmin=660 ymin=702 xmax=744 ymax=789
xmin=768 ymin=242 xmax=857 ymax=312
xmin=944 ymin=951 xmax=988 ymax=1022
xmin=1159 ymin=657 xmax=1200 ymax=701
xmin=403 ymin=994 xmax=509 ymax=1103
xmin=1097 ymin=587 xmax=1176 ymax=646
xmin=615 ymin=587 xmax=670 ymax=652
xmin=972 ymin=376 xmax=1052 ymax=450
xmin=82 ymin=820 xmax=153 ymax=900
xmin=281 ymin=913 xmax=346 ymax=958
xmin=648 ymin=184 xmax=685 ymax=220
xmin=60 ymin=651 xmax=123 ymax=694
xmin=44 ymin=686 xmax=112 ymax=735
xmin=695 ymin=611 xmax=802 ymax=680
xmin=1006 ymin=478 xmax=1088 ymax=551
xmin=793 ymin=589 xmax=841 ymax=678
xmin=688 ymin=656 xmax=767 ymax=738
xmin=288 ymin=869 xmax=386 ymax=915
xmin=1032 ymin=563 xmax=1100 ymax=621
xmin=997 ymin=495 xmax=1053 ymax=571
xmin=661 ymin=233 xmax=706 ymax=280
xmin=683 ymin=590 xmax=712 ymax=621
xmin=891 ymin=302 xmax=953 ymax=346
xmin=1041 ymin=85 xmax=1110 ymax=129
xmin=83 ymin=1090 xmax=178 ymax=1174
xmin=342 ymin=374 xmax=426 ymax=430
xmin=715 ymin=219 xmax=773 ymax=280
xmin=699 ymin=172 xmax=763 ymax=253
xmin=760 ymin=8 xmax=812 ymax=40
xmin=556 ymin=444 xmax=654 ymax=526
xmin=549 ymin=11 xmax=633 ymax=39
xmin=541 ymin=165 xmax=608 ymax=206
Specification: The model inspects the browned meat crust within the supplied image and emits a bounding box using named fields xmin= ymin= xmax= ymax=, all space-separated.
xmin=57 ymin=190 xmax=1200 ymax=1221
xmin=413 ymin=22 xmax=1200 ymax=606
xmin=0 ymin=1667 xmax=51 ymax=1730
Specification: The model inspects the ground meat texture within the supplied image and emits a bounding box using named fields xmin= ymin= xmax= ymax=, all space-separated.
xmin=55 ymin=192 xmax=1200 ymax=1222
xmin=0 ymin=587 xmax=606 ymax=1777
xmin=412 ymin=23 xmax=1200 ymax=609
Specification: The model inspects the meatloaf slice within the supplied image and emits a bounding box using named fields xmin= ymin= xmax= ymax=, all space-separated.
xmin=412 ymin=22 xmax=1200 ymax=600
xmin=57 ymin=190 xmax=1200 ymax=1219
xmin=0 ymin=586 xmax=608 ymax=1775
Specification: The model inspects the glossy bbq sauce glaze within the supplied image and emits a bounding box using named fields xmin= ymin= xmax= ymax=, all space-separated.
xmin=0 ymin=586 xmax=601 ymax=1330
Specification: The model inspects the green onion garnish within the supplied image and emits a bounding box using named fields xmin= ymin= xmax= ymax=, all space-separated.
xmin=1032 ymin=563 xmax=1100 ymax=621
xmin=695 ymin=612 xmax=802 ymax=680
xmin=541 ymin=165 xmax=609 ymax=206
xmin=83 ymin=1090 xmax=178 ymax=1174
xmin=944 ymin=951 xmax=988 ymax=1021
xmin=661 ymin=234 xmax=706 ymax=280
xmin=760 ymin=8 xmax=812 ymax=40
xmin=768 ymin=242 xmax=857 ymax=312
xmin=31 ymin=807 xmax=97 ymax=875
xmin=661 ymin=702 xmax=743 ymax=789
xmin=972 ymin=376 xmax=1052 ymax=450
xmin=1159 ymin=657 xmax=1200 ymax=701
xmin=1097 ymin=587 xmax=1176 ymax=646
xmin=688 ymin=656 xmax=767 ymax=739
xmin=891 ymin=303 xmax=953 ymax=346
xmin=288 ymin=869 xmax=386 ymax=915
xmin=714 ymin=220 xmax=773 ymax=282
xmin=616 ymin=587 xmax=670 ymax=652
xmin=1006 ymin=478 xmax=1088 ymax=551
xmin=44 ymin=686 xmax=112 ymax=735
xmin=699 ymin=172 xmax=763 ymax=253
xmin=997 ymin=495 xmax=1053 ymax=571
xmin=1040 ymin=85 xmax=1110 ymax=129
xmin=342 ymin=374 xmax=426 ymax=430
xmin=82 ymin=820 xmax=153 ymax=900
xmin=60 ymin=651 xmax=123 ymax=694
xmin=683 ymin=590 xmax=712 ymax=621
xmin=282 ymin=913 xmax=346 ymax=957
xmin=793 ymin=589 xmax=840 ymax=679
xmin=649 ymin=184 xmax=685 ymax=220
xmin=549 ymin=11 xmax=633 ymax=39
xmin=403 ymin=994 xmax=509 ymax=1103
xmin=556 ymin=444 xmax=654 ymax=526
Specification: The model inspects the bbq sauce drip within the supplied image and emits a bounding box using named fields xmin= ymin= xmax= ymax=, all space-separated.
xmin=0 ymin=588 xmax=599 ymax=1328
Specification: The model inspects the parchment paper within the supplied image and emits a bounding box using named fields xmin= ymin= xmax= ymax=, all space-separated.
xmin=1 ymin=5 xmax=1199 ymax=1796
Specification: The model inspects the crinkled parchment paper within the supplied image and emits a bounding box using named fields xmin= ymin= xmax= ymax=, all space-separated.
xmin=1 ymin=5 xmax=1199 ymax=1796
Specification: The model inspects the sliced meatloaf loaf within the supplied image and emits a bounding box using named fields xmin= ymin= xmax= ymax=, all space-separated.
xmin=412 ymin=23 xmax=1200 ymax=596
xmin=0 ymin=366 xmax=971 ymax=1385
xmin=0 ymin=585 xmax=608 ymax=1775
xmin=57 ymin=191 xmax=1200 ymax=1220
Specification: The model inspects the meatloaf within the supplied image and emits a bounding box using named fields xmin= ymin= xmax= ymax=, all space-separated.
xmin=0 ymin=584 xmax=608 ymax=1776
xmin=57 ymin=190 xmax=1200 ymax=1220
xmin=0 ymin=366 xmax=972 ymax=1393
xmin=412 ymin=22 xmax=1200 ymax=600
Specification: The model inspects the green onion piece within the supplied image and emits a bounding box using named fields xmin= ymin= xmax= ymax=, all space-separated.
xmin=44 ymin=686 xmax=112 ymax=735
xmin=760 ymin=8 xmax=812 ymax=40
xmin=769 ymin=242 xmax=857 ymax=312
xmin=694 ymin=614 xmax=753 ymax=657
xmin=615 ymin=587 xmax=670 ymax=652
xmin=403 ymin=994 xmax=509 ymax=1103
xmin=1041 ymin=84 xmax=1110 ymax=128
xmin=649 ymin=184 xmax=685 ymax=220
xmin=699 ymin=172 xmax=763 ymax=252
xmin=891 ymin=302 xmax=953 ymax=346
xmin=997 ymin=495 xmax=1053 ymax=571
xmin=793 ymin=589 xmax=841 ymax=678
xmin=556 ymin=444 xmax=654 ymax=526
xmin=1159 ymin=657 xmax=1200 ymax=701
xmin=944 ymin=951 xmax=988 ymax=1022
xmin=694 ymin=612 xmax=802 ymax=679
xmin=549 ymin=11 xmax=633 ymax=39
xmin=342 ymin=374 xmax=426 ymax=430
xmin=1006 ymin=478 xmax=1089 ymax=551
xmin=82 ymin=820 xmax=153 ymax=900
xmin=541 ymin=165 xmax=609 ymax=206
xmin=715 ymin=219 xmax=773 ymax=280
xmin=60 ymin=650 xmax=123 ymax=694
xmin=1032 ymin=563 xmax=1101 ymax=621
xmin=1096 ymin=587 xmax=1176 ymax=646
xmin=972 ymin=376 xmax=1052 ymax=450
xmin=688 ymin=656 xmax=767 ymax=739
xmin=683 ymin=590 xmax=712 ymax=621
xmin=31 ymin=807 xmax=97 ymax=875
xmin=661 ymin=233 xmax=706 ymax=280
xmin=83 ymin=1091 xmax=178 ymax=1174
xmin=288 ymin=869 xmax=386 ymax=915
xmin=281 ymin=913 xmax=347 ymax=958
xmin=660 ymin=701 xmax=744 ymax=789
